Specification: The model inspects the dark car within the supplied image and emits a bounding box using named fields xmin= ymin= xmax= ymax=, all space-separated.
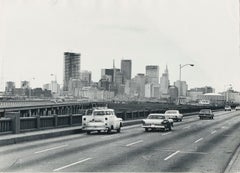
xmin=199 ymin=109 xmax=214 ymax=120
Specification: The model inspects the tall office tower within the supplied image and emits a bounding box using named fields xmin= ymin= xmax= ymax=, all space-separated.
xmin=63 ymin=52 xmax=81 ymax=91
xmin=146 ymin=65 xmax=159 ymax=84
xmin=121 ymin=59 xmax=132 ymax=83
xmin=160 ymin=65 xmax=170 ymax=95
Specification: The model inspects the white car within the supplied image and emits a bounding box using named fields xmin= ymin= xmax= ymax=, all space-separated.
xmin=82 ymin=107 xmax=123 ymax=134
xmin=225 ymin=106 xmax=231 ymax=111
xmin=164 ymin=110 xmax=183 ymax=121
xmin=142 ymin=114 xmax=173 ymax=132
xmin=235 ymin=106 xmax=240 ymax=111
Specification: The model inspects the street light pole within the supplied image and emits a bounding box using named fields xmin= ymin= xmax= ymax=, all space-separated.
xmin=178 ymin=64 xmax=194 ymax=104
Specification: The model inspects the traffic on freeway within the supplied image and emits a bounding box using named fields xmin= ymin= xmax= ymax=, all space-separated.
xmin=0 ymin=110 xmax=240 ymax=172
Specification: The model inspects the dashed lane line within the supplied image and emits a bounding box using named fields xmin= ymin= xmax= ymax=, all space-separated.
xmin=162 ymin=132 xmax=172 ymax=136
xmin=211 ymin=130 xmax=217 ymax=134
xmin=194 ymin=138 xmax=203 ymax=143
xmin=126 ymin=140 xmax=143 ymax=147
xmin=164 ymin=150 xmax=180 ymax=161
xmin=34 ymin=144 xmax=68 ymax=154
xmin=53 ymin=158 xmax=92 ymax=172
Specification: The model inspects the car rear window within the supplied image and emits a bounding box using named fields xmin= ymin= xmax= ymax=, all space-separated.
xmin=200 ymin=109 xmax=210 ymax=113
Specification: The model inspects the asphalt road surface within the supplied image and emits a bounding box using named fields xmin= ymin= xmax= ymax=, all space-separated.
xmin=0 ymin=110 xmax=240 ymax=172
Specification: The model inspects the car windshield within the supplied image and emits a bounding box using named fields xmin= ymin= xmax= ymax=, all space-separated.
xmin=148 ymin=115 xmax=165 ymax=119
xmin=165 ymin=110 xmax=178 ymax=114
xmin=200 ymin=109 xmax=210 ymax=113
xmin=93 ymin=111 xmax=106 ymax=116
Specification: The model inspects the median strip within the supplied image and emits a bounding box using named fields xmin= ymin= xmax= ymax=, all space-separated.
xmin=53 ymin=158 xmax=92 ymax=172
xmin=164 ymin=150 xmax=180 ymax=161
xmin=126 ymin=140 xmax=143 ymax=147
xmin=34 ymin=144 xmax=68 ymax=154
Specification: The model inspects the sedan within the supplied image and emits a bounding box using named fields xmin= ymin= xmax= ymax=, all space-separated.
xmin=199 ymin=109 xmax=214 ymax=120
xmin=142 ymin=114 xmax=173 ymax=132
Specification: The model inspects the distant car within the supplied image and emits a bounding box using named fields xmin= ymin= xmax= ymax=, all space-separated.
xmin=225 ymin=105 xmax=231 ymax=111
xmin=164 ymin=110 xmax=183 ymax=121
xmin=235 ymin=106 xmax=240 ymax=111
xmin=82 ymin=107 xmax=123 ymax=134
xmin=142 ymin=114 xmax=173 ymax=132
xmin=199 ymin=109 xmax=214 ymax=120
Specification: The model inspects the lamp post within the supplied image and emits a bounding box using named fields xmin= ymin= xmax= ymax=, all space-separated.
xmin=178 ymin=64 xmax=194 ymax=104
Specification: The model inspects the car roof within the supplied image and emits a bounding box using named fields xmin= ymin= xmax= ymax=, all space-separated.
xmin=148 ymin=113 xmax=165 ymax=116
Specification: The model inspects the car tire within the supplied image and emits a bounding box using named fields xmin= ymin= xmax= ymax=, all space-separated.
xmin=87 ymin=131 xmax=91 ymax=135
xmin=145 ymin=128 xmax=149 ymax=132
xmin=107 ymin=128 xmax=111 ymax=134
xmin=117 ymin=127 xmax=121 ymax=133
xmin=168 ymin=124 xmax=172 ymax=131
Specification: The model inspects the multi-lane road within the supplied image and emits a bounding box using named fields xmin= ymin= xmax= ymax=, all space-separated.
xmin=0 ymin=110 xmax=240 ymax=172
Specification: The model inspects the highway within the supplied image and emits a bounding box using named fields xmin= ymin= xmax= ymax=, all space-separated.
xmin=0 ymin=110 xmax=240 ymax=172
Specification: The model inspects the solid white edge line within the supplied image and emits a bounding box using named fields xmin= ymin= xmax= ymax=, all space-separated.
xmin=164 ymin=150 xmax=180 ymax=161
xmin=53 ymin=158 xmax=92 ymax=172
xmin=35 ymin=144 xmax=68 ymax=154
xmin=194 ymin=138 xmax=203 ymax=143
xmin=126 ymin=140 xmax=143 ymax=147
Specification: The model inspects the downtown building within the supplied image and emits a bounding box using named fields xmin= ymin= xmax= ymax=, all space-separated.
xmin=145 ymin=65 xmax=159 ymax=84
xmin=121 ymin=59 xmax=132 ymax=84
xmin=159 ymin=66 xmax=170 ymax=98
xmin=63 ymin=52 xmax=81 ymax=91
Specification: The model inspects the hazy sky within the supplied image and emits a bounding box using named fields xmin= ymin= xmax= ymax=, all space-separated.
xmin=0 ymin=0 xmax=239 ymax=92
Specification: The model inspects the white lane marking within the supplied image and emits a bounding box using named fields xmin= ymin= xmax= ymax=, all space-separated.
xmin=35 ymin=144 xmax=68 ymax=154
xmin=222 ymin=126 xmax=227 ymax=129
xmin=53 ymin=158 xmax=92 ymax=172
xmin=164 ymin=150 xmax=180 ymax=161
xmin=183 ymin=126 xmax=191 ymax=129
xmin=194 ymin=138 xmax=203 ymax=143
xmin=211 ymin=130 xmax=217 ymax=134
xmin=162 ymin=132 xmax=172 ymax=136
xmin=126 ymin=140 xmax=143 ymax=147
xmin=180 ymin=151 xmax=208 ymax=155
xmin=101 ymin=135 xmax=116 ymax=138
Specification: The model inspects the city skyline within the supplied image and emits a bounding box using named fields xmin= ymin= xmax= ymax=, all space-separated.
xmin=0 ymin=0 xmax=239 ymax=92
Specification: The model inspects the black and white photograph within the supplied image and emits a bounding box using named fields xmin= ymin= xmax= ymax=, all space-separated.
xmin=0 ymin=0 xmax=240 ymax=172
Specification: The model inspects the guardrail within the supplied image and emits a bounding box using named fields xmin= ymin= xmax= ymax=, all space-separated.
xmin=0 ymin=105 xmax=223 ymax=135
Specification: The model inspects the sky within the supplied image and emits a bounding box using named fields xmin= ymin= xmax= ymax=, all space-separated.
xmin=0 ymin=0 xmax=239 ymax=92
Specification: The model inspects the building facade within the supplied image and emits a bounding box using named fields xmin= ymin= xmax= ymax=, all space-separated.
xmin=121 ymin=59 xmax=132 ymax=84
xmin=160 ymin=66 xmax=170 ymax=96
xmin=146 ymin=65 xmax=159 ymax=84
xmin=174 ymin=80 xmax=188 ymax=97
xmin=63 ymin=52 xmax=81 ymax=91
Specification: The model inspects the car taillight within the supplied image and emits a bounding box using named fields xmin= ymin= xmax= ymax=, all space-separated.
xmin=83 ymin=118 xmax=86 ymax=121
xmin=105 ymin=117 xmax=108 ymax=121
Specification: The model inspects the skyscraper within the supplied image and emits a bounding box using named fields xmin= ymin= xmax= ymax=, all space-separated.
xmin=121 ymin=59 xmax=132 ymax=83
xmin=63 ymin=52 xmax=81 ymax=91
xmin=160 ymin=65 xmax=170 ymax=95
xmin=146 ymin=65 xmax=159 ymax=84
